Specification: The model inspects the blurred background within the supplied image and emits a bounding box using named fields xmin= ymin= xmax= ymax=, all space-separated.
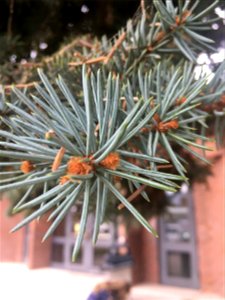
xmin=0 ymin=1 xmax=224 ymax=300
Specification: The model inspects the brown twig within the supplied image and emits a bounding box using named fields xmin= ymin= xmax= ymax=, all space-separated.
xmin=21 ymin=62 xmax=43 ymax=68
xmin=69 ymin=32 xmax=126 ymax=67
xmin=52 ymin=147 xmax=66 ymax=172
xmin=4 ymin=82 xmax=38 ymax=94
xmin=117 ymin=163 xmax=173 ymax=210
xmin=68 ymin=56 xmax=106 ymax=67
xmin=44 ymin=38 xmax=85 ymax=64
xmin=104 ymin=32 xmax=126 ymax=64
xmin=157 ymin=164 xmax=173 ymax=169
xmin=73 ymin=51 xmax=86 ymax=60
xmin=118 ymin=184 xmax=146 ymax=210
xmin=77 ymin=39 xmax=94 ymax=49
xmin=68 ymin=61 xmax=84 ymax=67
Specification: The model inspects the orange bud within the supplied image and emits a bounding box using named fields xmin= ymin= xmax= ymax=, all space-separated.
xmin=140 ymin=127 xmax=149 ymax=133
xmin=175 ymin=10 xmax=190 ymax=25
xmin=20 ymin=161 xmax=34 ymax=174
xmin=99 ymin=152 xmax=120 ymax=170
xmin=67 ymin=157 xmax=93 ymax=175
xmin=154 ymin=31 xmax=165 ymax=42
xmin=59 ymin=175 xmax=70 ymax=185
xmin=175 ymin=15 xmax=181 ymax=25
xmin=169 ymin=120 xmax=179 ymax=130
xmin=182 ymin=10 xmax=191 ymax=22
xmin=157 ymin=119 xmax=179 ymax=132
xmin=176 ymin=97 xmax=187 ymax=106
xmin=153 ymin=113 xmax=161 ymax=123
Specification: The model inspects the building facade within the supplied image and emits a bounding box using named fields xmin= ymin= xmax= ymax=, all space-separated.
xmin=0 ymin=148 xmax=224 ymax=297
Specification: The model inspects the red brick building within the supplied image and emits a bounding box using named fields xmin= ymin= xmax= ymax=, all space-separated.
xmin=0 ymin=147 xmax=224 ymax=297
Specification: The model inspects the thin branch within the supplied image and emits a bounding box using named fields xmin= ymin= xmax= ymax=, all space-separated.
xmin=77 ymin=39 xmax=94 ymax=49
xmin=68 ymin=56 xmax=106 ymax=67
xmin=118 ymin=184 xmax=146 ymax=210
xmin=104 ymin=32 xmax=126 ymax=64
xmin=4 ymin=82 xmax=38 ymax=94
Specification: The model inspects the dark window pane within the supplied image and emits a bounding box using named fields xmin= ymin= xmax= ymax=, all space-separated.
xmin=167 ymin=251 xmax=191 ymax=278
xmin=52 ymin=243 xmax=64 ymax=263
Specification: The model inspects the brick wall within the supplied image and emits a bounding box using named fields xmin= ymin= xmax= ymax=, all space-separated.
xmin=0 ymin=198 xmax=25 ymax=262
xmin=193 ymin=148 xmax=225 ymax=297
xmin=0 ymin=197 xmax=52 ymax=269
xmin=128 ymin=226 xmax=144 ymax=283
xmin=27 ymin=213 xmax=52 ymax=269
xmin=141 ymin=217 xmax=160 ymax=283
xmin=128 ymin=218 xmax=160 ymax=284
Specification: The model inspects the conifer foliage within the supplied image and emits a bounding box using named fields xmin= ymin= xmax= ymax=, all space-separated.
xmin=0 ymin=0 xmax=225 ymax=260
